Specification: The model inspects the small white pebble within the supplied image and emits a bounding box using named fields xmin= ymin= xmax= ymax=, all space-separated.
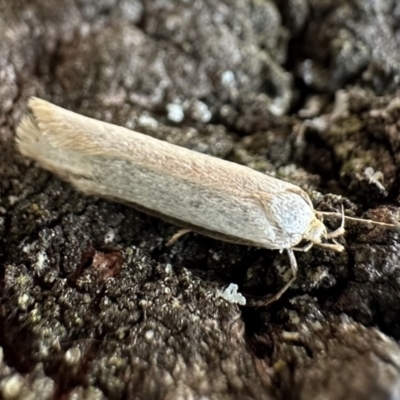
xmin=165 ymin=263 xmax=172 ymax=274
xmin=282 ymin=331 xmax=301 ymax=341
xmin=139 ymin=299 xmax=148 ymax=308
xmin=310 ymin=321 xmax=323 ymax=331
xmin=65 ymin=347 xmax=81 ymax=364
xmin=191 ymin=101 xmax=212 ymax=123
xmin=2 ymin=375 xmax=24 ymax=399
xmin=309 ymin=116 xmax=328 ymax=132
xmin=221 ymin=70 xmax=235 ymax=87
xmin=299 ymin=59 xmax=314 ymax=85
xmin=8 ymin=196 xmax=18 ymax=206
xmin=144 ymin=330 xmax=154 ymax=341
xmin=18 ymin=294 xmax=30 ymax=311
xmin=332 ymin=90 xmax=349 ymax=119
xmin=22 ymin=243 xmax=35 ymax=254
xmin=104 ymin=230 xmax=115 ymax=244
xmin=220 ymin=104 xmax=232 ymax=117
xmin=288 ymin=310 xmax=300 ymax=325
xmin=138 ymin=114 xmax=158 ymax=129
xmin=35 ymin=251 xmax=47 ymax=270
xmin=218 ymin=283 xmax=246 ymax=306
xmin=172 ymin=298 xmax=180 ymax=308
xmin=79 ymin=23 xmax=91 ymax=37
xmin=269 ymin=101 xmax=285 ymax=117
xmin=83 ymin=294 xmax=92 ymax=304
xmin=167 ymin=103 xmax=184 ymax=123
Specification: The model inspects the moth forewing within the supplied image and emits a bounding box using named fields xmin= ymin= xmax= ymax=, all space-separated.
xmin=17 ymin=98 xmax=317 ymax=251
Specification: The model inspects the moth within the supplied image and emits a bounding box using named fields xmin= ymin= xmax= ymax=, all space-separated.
xmin=16 ymin=98 xmax=398 ymax=306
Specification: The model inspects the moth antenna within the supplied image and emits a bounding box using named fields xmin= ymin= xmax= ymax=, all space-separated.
xmin=316 ymin=210 xmax=400 ymax=229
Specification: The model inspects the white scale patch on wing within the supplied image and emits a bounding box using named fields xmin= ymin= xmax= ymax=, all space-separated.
xmin=268 ymin=191 xmax=315 ymax=247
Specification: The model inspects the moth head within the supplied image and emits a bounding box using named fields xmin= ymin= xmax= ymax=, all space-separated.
xmin=303 ymin=216 xmax=345 ymax=252
xmin=303 ymin=217 xmax=327 ymax=244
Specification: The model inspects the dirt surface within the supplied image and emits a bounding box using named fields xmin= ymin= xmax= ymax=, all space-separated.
xmin=1 ymin=1 xmax=400 ymax=399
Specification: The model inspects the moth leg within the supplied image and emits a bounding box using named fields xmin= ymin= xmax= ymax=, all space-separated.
xmin=326 ymin=205 xmax=345 ymax=239
xmin=314 ymin=241 xmax=344 ymax=252
xmin=265 ymin=249 xmax=298 ymax=304
xmin=292 ymin=242 xmax=313 ymax=252
xmin=166 ymin=229 xmax=192 ymax=246
xmin=246 ymin=249 xmax=298 ymax=307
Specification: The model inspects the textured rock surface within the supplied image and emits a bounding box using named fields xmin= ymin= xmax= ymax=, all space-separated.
xmin=1 ymin=1 xmax=400 ymax=399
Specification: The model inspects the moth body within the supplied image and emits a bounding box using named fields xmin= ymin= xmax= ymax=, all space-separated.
xmin=17 ymin=98 xmax=359 ymax=306
xmin=16 ymin=98 xmax=324 ymax=251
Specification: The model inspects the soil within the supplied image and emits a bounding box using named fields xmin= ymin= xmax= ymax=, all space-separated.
xmin=1 ymin=1 xmax=400 ymax=399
